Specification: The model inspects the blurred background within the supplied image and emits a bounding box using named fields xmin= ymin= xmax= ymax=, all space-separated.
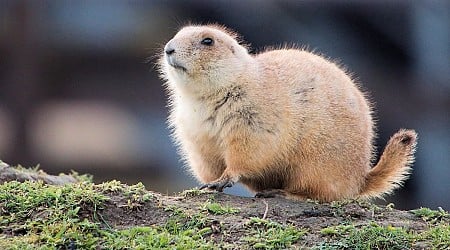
xmin=0 ymin=0 xmax=449 ymax=210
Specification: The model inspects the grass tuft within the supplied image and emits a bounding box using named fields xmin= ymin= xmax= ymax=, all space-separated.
xmin=317 ymin=223 xmax=413 ymax=250
xmin=244 ymin=217 xmax=306 ymax=249
xmin=201 ymin=200 xmax=240 ymax=215
xmin=411 ymin=207 xmax=449 ymax=224
xmin=417 ymin=223 xmax=450 ymax=249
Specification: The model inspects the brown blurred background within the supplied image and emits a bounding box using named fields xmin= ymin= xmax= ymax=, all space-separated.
xmin=0 ymin=0 xmax=449 ymax=210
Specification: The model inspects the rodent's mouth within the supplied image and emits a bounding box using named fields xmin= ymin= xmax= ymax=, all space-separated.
xmin=166 ymin=56 xmax=187 ymax=72
xmin=171 ymin=63 xmax=187 ymax=72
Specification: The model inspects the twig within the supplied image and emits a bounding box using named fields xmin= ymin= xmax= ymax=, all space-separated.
xmin=262 ymin=199 xmax=269 ymax=220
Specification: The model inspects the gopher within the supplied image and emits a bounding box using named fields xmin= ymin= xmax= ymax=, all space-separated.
xmin=158 ymin=24 xmax=417 ymax=202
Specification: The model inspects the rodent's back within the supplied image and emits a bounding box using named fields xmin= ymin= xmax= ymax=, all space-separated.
xmin=256 ymin=49 xmax=374 ymax=165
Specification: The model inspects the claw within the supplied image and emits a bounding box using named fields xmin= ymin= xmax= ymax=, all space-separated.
xmin=199 ymin=179 xmax=234 ymax=192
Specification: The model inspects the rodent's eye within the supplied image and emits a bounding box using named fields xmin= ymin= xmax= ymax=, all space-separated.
xmin=201 ymin=37 xmax=214 ymax=46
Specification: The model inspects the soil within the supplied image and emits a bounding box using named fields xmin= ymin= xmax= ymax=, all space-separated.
xmin=99 ymin=189 xmax=432 ymax=248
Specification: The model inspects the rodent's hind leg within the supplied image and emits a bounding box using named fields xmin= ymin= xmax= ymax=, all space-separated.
xmin=255 ymin=189 xmax=309 ymax=201
xmin=199 ymin=172 xmax=237 ymax=192
xmin=254 ymin=189 xmax=287 ymax=199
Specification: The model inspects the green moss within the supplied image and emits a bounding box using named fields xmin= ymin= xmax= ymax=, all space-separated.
xmin=411 ymin=207 xmax=449 ymax=224
xmin=0 ymin=180 xmax=215 ymax=249
xmin=97 ymin=180 xmax=154 ymax=209
xmin=1 ymin=222 xmax=215 ymax=250
xmin=345 ymin=223 xmax=412 ymax=249
xmin=97 ymin=180 xmax=152 ymax=200
xmin=317 ymin=223 xmax=413 ymax=250
xmin=201 ymin=200 xmax=240 ymax=215
xmin=418 ymin=223 xmax=450 ymax=249
xmin=320 ymin=225 xmax=354 ymax=237
xmin=244 ymin=217 xmax=306 ymax=249
xmin=0 ymin=180 xmax=107 ymax=249
xmin=180 ymin=188 xmax=209 ymax=197
xmin=68 ymin=170 xmax=94 ymax=183
xmin=102 ymin=224 xmax=214 ymax=249
xmin=165 ymin=209 xmax=210 ymax=234
xmin=0 ymin=180 xmax=107 ymax=227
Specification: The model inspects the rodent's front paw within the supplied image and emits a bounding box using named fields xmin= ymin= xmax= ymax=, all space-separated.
xmin=199 ymin=178 xmax=234 ymax=192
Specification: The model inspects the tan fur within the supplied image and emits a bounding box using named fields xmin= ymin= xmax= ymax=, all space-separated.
xmin=158 ymin=25 xmax=418 ymax=202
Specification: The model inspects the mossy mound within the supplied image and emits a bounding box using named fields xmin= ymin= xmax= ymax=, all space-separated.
xmin=0 ymin=164 xmax=449 ymax=249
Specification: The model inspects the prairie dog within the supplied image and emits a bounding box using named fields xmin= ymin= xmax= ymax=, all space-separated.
xmin=158 ymin=25 xmax=417 ymax=202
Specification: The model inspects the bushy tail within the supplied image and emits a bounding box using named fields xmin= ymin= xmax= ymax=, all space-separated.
xmin=359 ymin=129 xmax=418 ymax=199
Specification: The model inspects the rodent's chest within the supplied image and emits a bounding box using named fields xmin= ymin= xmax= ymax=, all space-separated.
xmin=174 ymin=96 xmax=222 ymax=139
xmin=173 ymin=87 xmax=263 ymax=144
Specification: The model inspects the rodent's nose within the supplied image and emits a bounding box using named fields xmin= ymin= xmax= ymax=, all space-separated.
xmin=165 ymin=42 xmax=175 ymax=55
xmin=165 ymin=47 xmax=175 ymax=55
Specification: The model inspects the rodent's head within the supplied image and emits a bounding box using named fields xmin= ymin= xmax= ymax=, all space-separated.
xmin=160 ymin=25 xmax=252 ymax=92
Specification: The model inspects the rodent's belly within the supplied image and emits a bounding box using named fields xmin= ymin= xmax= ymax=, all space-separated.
xmin=240 ymin=164 xmax=288 ymax=192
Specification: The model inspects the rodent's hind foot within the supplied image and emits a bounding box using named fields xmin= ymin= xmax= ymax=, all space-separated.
xmin=255 ymin=189 xmax=288 ymax=199
xmin=199 ymin=177 xmax=234 ymax=192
